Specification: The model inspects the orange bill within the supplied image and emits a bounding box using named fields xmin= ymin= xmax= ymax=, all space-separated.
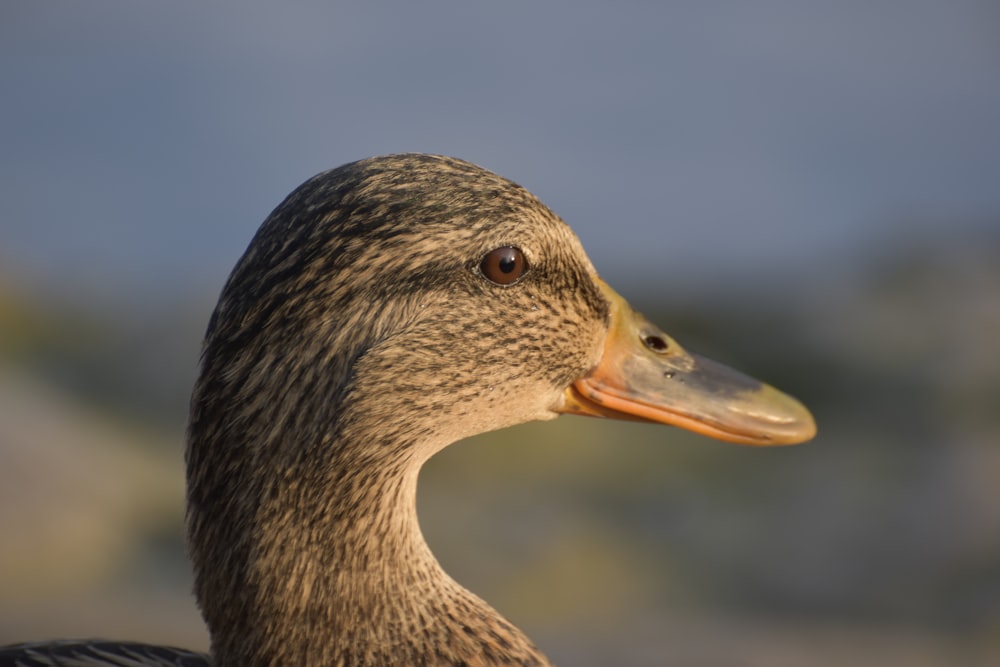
xmin=559 ymin=279 xmax=817 ymax=446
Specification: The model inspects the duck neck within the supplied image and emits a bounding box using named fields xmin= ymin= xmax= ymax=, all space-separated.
xmin=191 ymin=427 xmax=551 ymax=667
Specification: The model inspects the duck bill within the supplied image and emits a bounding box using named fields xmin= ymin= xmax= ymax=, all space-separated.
xmin=559 ymin=280 xmax=816 ymax=446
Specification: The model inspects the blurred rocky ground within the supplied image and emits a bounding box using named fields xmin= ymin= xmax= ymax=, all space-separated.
xmin=1 ymin=228 xmax=997 ymax=666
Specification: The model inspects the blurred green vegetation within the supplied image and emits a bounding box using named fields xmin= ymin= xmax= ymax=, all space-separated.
xmin=1 ymin=229 xmax=998 ymax=665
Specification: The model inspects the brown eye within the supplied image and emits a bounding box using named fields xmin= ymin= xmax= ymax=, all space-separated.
xmin=479 ymin=246 xmax=527 ymax=285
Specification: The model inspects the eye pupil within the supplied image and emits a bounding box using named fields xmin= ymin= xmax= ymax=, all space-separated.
xmin=480 ymin=246 xmax=527 ymax=285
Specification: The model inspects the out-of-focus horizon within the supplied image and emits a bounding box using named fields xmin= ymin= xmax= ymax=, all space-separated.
xmin=2 ymin=2 xmax=999 ymax=666
xmin=3 ymin=1 xmax=999 ymax=300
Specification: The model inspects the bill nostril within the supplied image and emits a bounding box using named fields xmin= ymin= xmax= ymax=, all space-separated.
xmin=643 ymin=334 xmax=669 ymax=353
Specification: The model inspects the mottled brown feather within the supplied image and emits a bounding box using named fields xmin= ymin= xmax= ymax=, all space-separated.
xmin=4 ymin=154 xmax=614 ymax=667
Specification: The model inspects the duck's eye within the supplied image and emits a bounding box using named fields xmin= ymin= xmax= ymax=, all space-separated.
xmin=480 ymin=246 xmax=527 ymax=286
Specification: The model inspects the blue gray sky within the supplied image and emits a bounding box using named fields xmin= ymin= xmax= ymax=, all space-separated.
xmin=2 ymin=1 xmax=999 ymax=301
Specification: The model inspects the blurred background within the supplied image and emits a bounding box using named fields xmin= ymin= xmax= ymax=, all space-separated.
xmin=2 ymin=2 xmax=999 ymax=665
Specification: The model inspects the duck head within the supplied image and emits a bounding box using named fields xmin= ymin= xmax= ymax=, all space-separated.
xmin=186 ymin=153 xmax=815 ymax=666
xmin=193 ymin=153 xmax=813 ymax=464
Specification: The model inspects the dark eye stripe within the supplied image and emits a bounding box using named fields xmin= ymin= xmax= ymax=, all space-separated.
xmin=480 ymin=247 xmax=527 ymax=286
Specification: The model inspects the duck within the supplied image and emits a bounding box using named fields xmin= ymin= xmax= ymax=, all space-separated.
xmin=0 ymin=154 xmax=816 ymax=667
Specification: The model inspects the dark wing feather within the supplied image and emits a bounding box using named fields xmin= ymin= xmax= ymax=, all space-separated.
xmin=0 ymin=642 xmax=209 ymax=667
